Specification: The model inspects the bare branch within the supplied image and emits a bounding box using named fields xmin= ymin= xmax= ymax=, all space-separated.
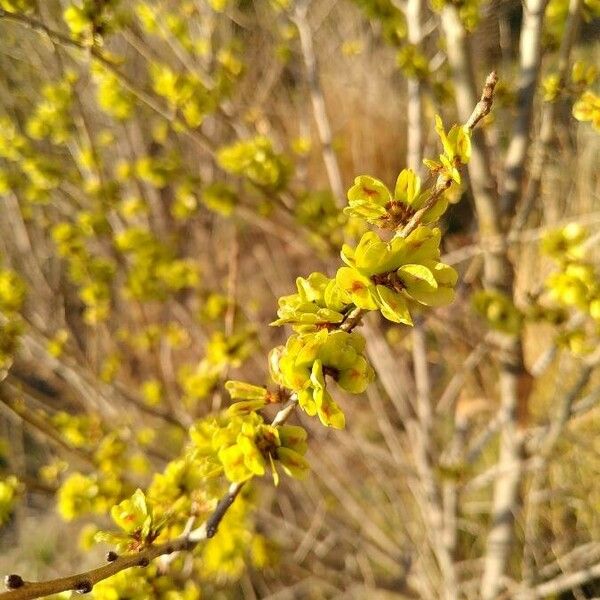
xmin=292 ymin=2 xmax=345 ymax=206
xmin=515 ymin=560 xmax=600 ymax=599
xmin=513 ymin=0 xmax=583 ymax=230
xmin=500 ymin=0 xmax=550 ymax=216
xmin=0 ymin=535 xmax=195 ymax=600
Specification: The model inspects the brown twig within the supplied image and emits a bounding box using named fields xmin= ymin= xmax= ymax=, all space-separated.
xmin=0 ymin=536 xmax=193 ymax=600
xmin=292 ymin=0 xmax=345 ymax=207
xmin=465 ymin=71 xmax=499 ymax=132
xmin=401 ymin=71 xmax=499 ymax=239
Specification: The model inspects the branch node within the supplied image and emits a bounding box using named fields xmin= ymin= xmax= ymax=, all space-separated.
xmin=106 ymin=551 xmax=118 ymax=562
xmin=74 ymin=580 xmax=93 ymax=594
xmin=5 ymin=574 xmax=24 ymax=589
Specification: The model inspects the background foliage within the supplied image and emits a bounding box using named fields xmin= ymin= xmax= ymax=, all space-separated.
xmin=0 ymin=0 xmax=599 ymax=599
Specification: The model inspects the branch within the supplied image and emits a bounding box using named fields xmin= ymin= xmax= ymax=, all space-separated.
xmin=0 ymin=388 xmax=95 ymax=468
xmin=439 ymin=12 xmax=533 ymax=600
xmin=515 ymin=560 xmax=600 ymax=599
xmin=394 ymin=72 xmax=498 ymax=597
xmin=401 ymin=71 xmax=498 ymax=238
xmin=466 ymin=71 xmax=499 ymax=132
xmin=0 ymin=408 xmax=286 ymax=600
xmin=522 ymin=360 xmax=595 ymax=583
xmin=0 ymin=8 xmax=87 ymax=50
xmin=442 ymin=210 xmax=600 ymax=266
xmin=500 ymin=0 xmax=549 ymax=217
xmin=0 ymin=536 xmax=195 ymax=600
xmin=292 ymin=1 xmax=345 ymax=206
xmin=405 ymin=0 xmax=424 ymax=172
xmin=513 ymin=0 xmax=583 ymax=230
xmin=479 ymin=2 xmax=547 ymax=596
xmin=411 ymin=318 xmax=458 ymax=600
xmin=440 ymin=7 xmax=502 ymax=250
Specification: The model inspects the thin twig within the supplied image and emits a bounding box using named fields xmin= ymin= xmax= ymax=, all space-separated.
xmin=401 ymin=71 xmax=498 ymax=238
xmin=465 ymin=71 xmax=499 ymax=132
xmin=292 ymin=1 xmax=345 ymax=206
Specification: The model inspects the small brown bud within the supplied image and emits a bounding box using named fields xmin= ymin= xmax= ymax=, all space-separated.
xmin=106 ymin=551 xmax=118 ymax=562
xmin=5 ymin=574 xmax=24 ymax=589
xmin=138 ymin=557 xmax=150 ymax=567
xmin=74 ymin=580 xmax=93 ymax=594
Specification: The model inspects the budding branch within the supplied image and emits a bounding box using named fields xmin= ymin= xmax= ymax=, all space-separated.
xmin=0 ymin=73 xmax=497 ymax=600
